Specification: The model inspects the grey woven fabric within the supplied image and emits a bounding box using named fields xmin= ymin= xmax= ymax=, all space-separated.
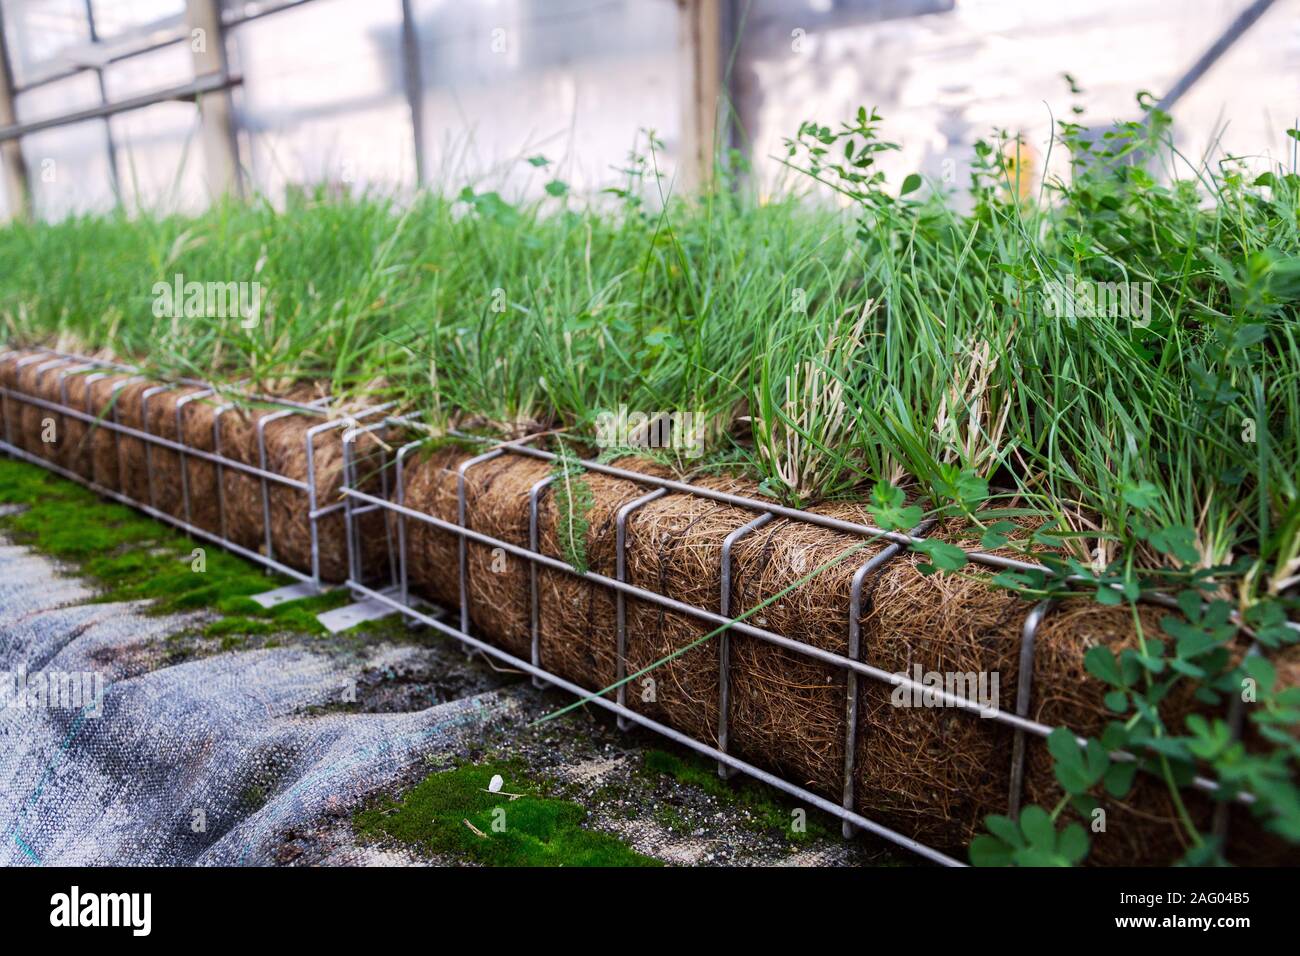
xmin=0 ymin=541 xmax=514 ymax=866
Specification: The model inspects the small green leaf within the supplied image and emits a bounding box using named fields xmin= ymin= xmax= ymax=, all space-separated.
xmin=1147 ymin=524 xmax=1201 ymax=564
xmin=1121 ymin=481 xmax=1160 ymax=511
xmin=1100 ymin=721 xmax=1130 ymax=751
xmin=869 ymin=481 xmax=922 ymax=531
xmin=1084 ymin=738 xmax=1110 ymax=779
xmin=1175 ymin=629 xmax=1220 ymax=660
xmin=1243 ymin=655 xmax=1276 ymax=693
xmin=1048 ymin=727 xmax=1090 ymax=794
xmin=984 ymin=814 xmax=1025 ymax=848
xmin=1057 ymin=822 xmax=1089 ymax=864
xmin=1019 ymin=805 xmax=1056 ymax=851
xmin=979 ymin=520 xmax=1017 ymax=550
xmin=969 ymin=834 xmax=1013 ymax=867
xmin=1095 ymin=585 xmax=1123 ymax=606
xmin=1084 ymin=646 xmax=1124 ymax=686
xmin=911 ymin=539 xmax=967 ymax=572
xmin=1104 ymin=761 xmax=1138 ymax=797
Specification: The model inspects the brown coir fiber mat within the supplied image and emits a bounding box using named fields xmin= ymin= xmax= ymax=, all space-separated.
xmin=865 ymin=535 xmax=1216 ymax=865
xmin=170 ymin=392 xmax=390 ymax=580
xmin=141 ymin=384 xmax=214 ymax=523
xmin=1 ymin=358 xmax=383 ymax=583
xmin=63 ymin=368 xmax=138 ymax=489
xmin=115 ymin=380 xmax=154 ymax=498
xmin=0 ymin=350 xmax=128 ymax=485
xmin=397 ymin=447 xmax=1293 ymax=865
xmin=621 ymin=476 xmax=893 ymax=801
xmin=401 ymin=444 xmax=553 ymax=659
xmin=19 ymin=355 xmax=76 ymax=465
xmin=400 ymin=443 xmax=667 ymax=674
xmin=535 ymin=457 xmax=673 ymax=692
xmin=0 ymin=349 xmax=37 ymax=444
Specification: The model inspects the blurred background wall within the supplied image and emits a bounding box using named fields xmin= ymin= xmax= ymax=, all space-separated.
xmin=0 ymin=0 xmax=1297 ymax=221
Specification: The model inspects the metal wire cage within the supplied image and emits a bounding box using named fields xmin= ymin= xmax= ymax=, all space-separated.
xmin=334 ymin=416 xmax=1262 ymax=868
xmin=0 ymin=348 xmax=1267 ymax=867
xmin=0 ymin=346 xmax=391 ymax=597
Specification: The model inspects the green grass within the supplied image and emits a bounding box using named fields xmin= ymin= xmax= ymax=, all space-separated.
xmin=2 ymin=95 xmax=1298 ymax=606
xmin=354 ymin=761 xmax=658 ymax=867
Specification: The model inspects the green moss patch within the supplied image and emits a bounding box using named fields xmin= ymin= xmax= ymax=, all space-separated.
xmin=0 ymin=457 xmax=370 ymax=640
xmin=354 ymin=762 xmax=658 ymax=867
xmin=641 ymin=748 xmax=835 ymax=843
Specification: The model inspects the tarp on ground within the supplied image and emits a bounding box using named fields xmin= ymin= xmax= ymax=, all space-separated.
xmin=0 ymin=540 xmax=516 ymax=866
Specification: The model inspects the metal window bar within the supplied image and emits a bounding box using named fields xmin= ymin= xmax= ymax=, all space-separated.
xmin=9 ymin=0 xmax=325 ymax=96
xmin=0 ymin=72 xmax=243 ymax=143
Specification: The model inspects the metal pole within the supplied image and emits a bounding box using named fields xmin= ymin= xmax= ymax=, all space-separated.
xmin=528 ymin=475 xmax=556 ymax=689
xmin=257 ymin=408 xmax=296 ymax=564
xmin=140 ymin=384 xmax=174 ymax=508
xmin=83 ymin=0 xmax=122 ymax=206
xmin=0 ymin=3 xmax=30 ymax=220
xmin=1008 ymin=599 xmax=1055 ymax=820
xmin=1154 ymin=0 xmax=1278 ymax=114
xmin=398 ymin=0 xmax=426 ymax=186
xmin=679 ymin=0 xmax=723 ymax=192
xmin=396 ymin=440 xmax=424 ymax=610
xmin=456 ymin=449 xmax=505 ymax=634
xmin=840 ymin=531 xmax=926 ymax=838
xmin=184 ymin=0 xmax=242 ymax=198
